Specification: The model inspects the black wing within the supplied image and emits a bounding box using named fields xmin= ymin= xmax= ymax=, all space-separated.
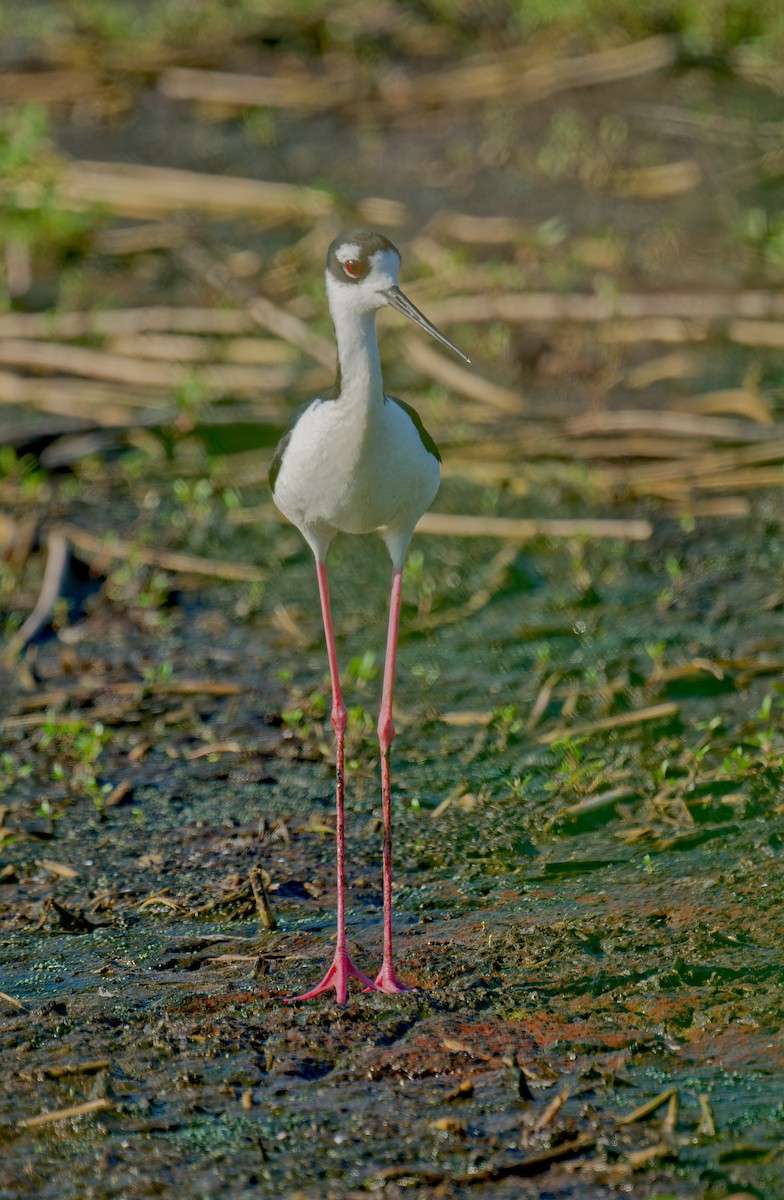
xmin=387 ymin=395 xmax=441 ymax=463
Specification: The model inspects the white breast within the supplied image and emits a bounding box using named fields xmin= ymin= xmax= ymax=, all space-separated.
xmin=273 ymin=395 xmax=439 ymax=562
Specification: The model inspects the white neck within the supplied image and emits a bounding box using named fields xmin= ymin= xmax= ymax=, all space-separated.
xmin=330 ymin=300 xmax=384 ymax=405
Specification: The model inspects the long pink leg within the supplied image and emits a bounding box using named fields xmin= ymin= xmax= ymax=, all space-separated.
xmin=373 ymin=567 xmax=413 ymax=994
xmin=288 ymin=559 xmax=377 ymax=1003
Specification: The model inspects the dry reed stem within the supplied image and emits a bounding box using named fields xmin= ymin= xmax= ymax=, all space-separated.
xmin=355 ymin=195 xmax=410 ymax=228
xmin=0 ymin=375 xmax=288 ymax=429
xmin=427 ymin=211 xmax=530 ymax=245
xmin=246 ymin=295 xmax=334 ymax=368
xmin=0 ymin=991 xmax=26 ymax=1012
xmin=140 ymin=681 xmax=245 ymax=696
xmin=729 ymin=318 xmax=784 ymax=347
xmin=234 ymin=504 xmax=652 ymax=543
xmin=548 ymin=787 xmax=638 ymax=826
xmin=612 ymin=160 xmax=700 ymax=198
xmin=93 ymin=220 xmax=189 ymax=256
xmin=439 ymin=459 xmax=530 ymax=491
xmin=451 ymin=1136 xmax=596 ymax=1186
xmin=697 ymin=1094 xmax=717 ymax=1136
xmin=661 ymin=496 xmax=750 ymax=517
xmin=626 ymin=351 xmax=699 ymax=389
xmin=661 ymin=1091 xmax=679 ymax=1136
xmin=0 ymin=375 xmax=175 ymax=428
xmin=105 ymin=781 xmax=132 ymax=807
xmin=0 ymin=339 xmax=296 ymax=392
xmin=688 ymin=466 xmax=784 ymax=491
xmin=389 ymin=36 xmax=676 ymax=108
xmin=426 ymin=290 xmax=784 ymax=326
xmin=17 ymin=1098 xmax=115 ymax=1129
xmin=41 ymin=1060 xmax=111 ymax=1078
xmin=599 ymin=318 xmax=710 ymax=343
xmin=619 ymin=437 xmax=784 ymax=483
xmin=8 ymin=532 xmax=70 ymax=655
xmin=0 ymin=308 xmax=256 ymax=338
xmin=564 ymin=436 xmax=709 ymax=460
xmin=58 ymin=161 xmax=336 ymax=222
xmin=417 ymin=512 xmax=653 ymax=542
xmin=566 ymin=409 xmax=774 ymax=442
xmin=0 ymin=71 xmax=106 ymax=105
xmin=672 ymin=387 xmax=773 ymax=425
xmin=36 ymin=859 xmax=79 ymax=879
xmin=184 ymin=742 xmax=243 ymax=759
xmin=176 ymin=242 xmax=335 ymax=368
xmin=535 ymin=1090 xmax=570 ymax=1130
xmin=404 ymin=339 xmax=525 ymax=413
xmin=158 ymin=65 xmax=358 ymax=111
xmin=249 ymin=864 xmax=277 ymax=932
xmin=626 ymin=1144 xmax=675 ymax=1169
xmin=0 ymin=368 xmax=151 ymax=409
xmin=539 ymin=702 xmax=678 ymax=746
xmin=56 ymin=522 xmax=266 ymax=582
xmin=616 ymin=1087 xmax=678 ymax=1126
xmin=106 ymin=333 xmax=296 ymax=365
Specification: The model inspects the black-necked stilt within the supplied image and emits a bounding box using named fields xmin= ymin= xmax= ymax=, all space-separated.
xmin=270 ymin=229 xmax=469 ymax=1003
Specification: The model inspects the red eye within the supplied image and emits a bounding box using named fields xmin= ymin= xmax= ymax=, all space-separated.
xmin=343 ymin=258 xmax=364 ymax=278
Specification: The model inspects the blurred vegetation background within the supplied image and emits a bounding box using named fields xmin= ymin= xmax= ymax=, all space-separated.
xmin=2 ymin=6 xmax=784 ymax=1197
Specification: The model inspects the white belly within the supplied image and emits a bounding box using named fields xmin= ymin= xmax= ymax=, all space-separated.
xmin=273 ymin=395 xmax=440 ymax=554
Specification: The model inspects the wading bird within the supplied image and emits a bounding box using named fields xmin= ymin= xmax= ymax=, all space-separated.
xmin=270 ymin=230 xmax=469 ymax=1003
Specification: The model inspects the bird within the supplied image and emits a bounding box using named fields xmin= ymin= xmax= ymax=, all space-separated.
xmin=270 ymin=229 xmax=469 ymax=1004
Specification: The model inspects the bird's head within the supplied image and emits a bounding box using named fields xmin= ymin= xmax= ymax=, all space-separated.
xmin=326 ymin=230 xmax=402 ymax=313
xmin=326 ymin=229 xmax=470 ymax=362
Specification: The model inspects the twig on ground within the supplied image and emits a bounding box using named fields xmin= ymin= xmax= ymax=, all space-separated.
xmin=17 ymin=1098 xmax=115 ymax=1129
xmin=539 ymin=702 xmax=679 ymax=745
xmin=249 ymin=864 xmax=277 ymax=932
xmin=54 ymin=522 xmax=266 ymax=583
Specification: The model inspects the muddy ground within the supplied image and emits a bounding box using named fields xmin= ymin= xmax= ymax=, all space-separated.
xmin=1 ymin=5 xmax=784 ymax=1198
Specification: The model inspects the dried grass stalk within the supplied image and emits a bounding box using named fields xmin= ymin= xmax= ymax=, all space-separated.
xmin=428 ymin=210 xmax=529 ymax=245
xmin=626 ymin=351 xmax=699 ymax=389
xmin=176 ymin=241 xmax=335 ymax=368
xmin=404 ymin=339 xmax=525 ymax=413
xmin=57 ymin=522 xmax=266 ymax=583
xmin=105 ymin=333 xmax=296 ymax=365
xmin=0 ymin=308 xmax=255 ymax=339
xmin=613 ymin=160 xmax=700 ymax=198
xmin=417 ymin=513 xmax=652 ymax=542
xmin=58 ymin=161 xmax=336 ymax=222
xmin=0 ymin=339 xmax=296 ymax=394
xmin=0 ymin=71 xmax=105 ymax=104
xmin=600 ymin=318 xmax=710 ymax=343
xmin=729 ymin=318 xmax=784 ymax=347
xmin=426 ymin=289 xmax=784 ymax=326
xmin=539 ymin=702 xmax=678 ymax=745
xmin=158 ymin=66 xmax=358 ymax=111
xmin=394 ymin=36 xmax=676 ymax=107
xmin=17 ymin=1098 xmax=115 ymax=1129
xmin=566 ymin=409 xmax=775 ymax=442
xmin=672 ymin=387 xmax=773 ymax=425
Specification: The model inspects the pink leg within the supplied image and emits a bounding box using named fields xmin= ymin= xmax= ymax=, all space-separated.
xmin=373 ymin=567 xmax=414 ymax=994
xmin=288 ymin=560 xmax=377 ymax=1003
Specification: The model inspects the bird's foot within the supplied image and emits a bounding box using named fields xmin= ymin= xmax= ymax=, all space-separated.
xmin=287 ymin=947 xmax=378 ymax=1004
xmin=368 ymin=960 xmax=415 ymax=995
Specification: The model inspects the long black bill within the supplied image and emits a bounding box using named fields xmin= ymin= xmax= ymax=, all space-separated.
xmin=386 ymin=286 xmax=470 ymax=363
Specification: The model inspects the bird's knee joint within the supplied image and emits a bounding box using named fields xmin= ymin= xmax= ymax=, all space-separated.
xmin=377 ymin=717 xmax=396 ymax=753
xmin=332 ymin=703 xmax=347 ymax=736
